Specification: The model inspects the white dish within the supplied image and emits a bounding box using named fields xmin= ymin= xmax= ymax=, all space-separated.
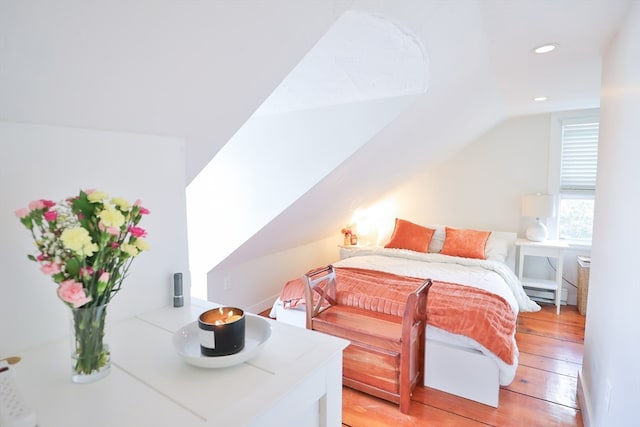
xmin=173 ymin=315 xmax=272 ymax=368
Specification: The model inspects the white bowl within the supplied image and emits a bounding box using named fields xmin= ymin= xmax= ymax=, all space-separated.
xmin=173 ymin=315 xmax=272 ymax=368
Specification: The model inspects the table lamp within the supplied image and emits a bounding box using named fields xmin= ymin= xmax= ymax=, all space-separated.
xmin=522 ymin=194 xmax=556 ymax=241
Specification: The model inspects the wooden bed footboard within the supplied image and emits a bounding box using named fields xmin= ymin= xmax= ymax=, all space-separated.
xmin=303 ymin=265 xmax=432 ymax=414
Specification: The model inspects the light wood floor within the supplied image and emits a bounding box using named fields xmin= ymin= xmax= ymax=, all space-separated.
xmin=263 ymin=303 xmax=586 ymax=426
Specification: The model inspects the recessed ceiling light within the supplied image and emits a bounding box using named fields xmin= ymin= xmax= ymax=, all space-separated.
xmin=533 ymin=96 xmax=548 ymax=102
xmin=533 ymin=44 xmax=558 ymax=54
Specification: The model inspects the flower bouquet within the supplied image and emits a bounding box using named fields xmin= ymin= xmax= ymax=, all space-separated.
xmin=341 ymin=225 xmax=354 ymax=246
xmin=15 ymin=190 xmax=150 ymax=382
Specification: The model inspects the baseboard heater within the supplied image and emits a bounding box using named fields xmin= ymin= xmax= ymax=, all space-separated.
xmin=524 ymin=287 xmax=568 ymax=305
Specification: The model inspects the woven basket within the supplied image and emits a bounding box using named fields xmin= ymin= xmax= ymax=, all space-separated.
xmin=577 ymin=257 xmax=591 ymax=316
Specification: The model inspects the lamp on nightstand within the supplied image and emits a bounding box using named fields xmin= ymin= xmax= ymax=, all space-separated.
xmin=522 ymin=194 xmax=556 ymax=242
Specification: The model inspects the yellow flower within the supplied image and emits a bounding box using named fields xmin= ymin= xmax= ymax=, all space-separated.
xmin=61 ymin=227 xmax=98 ymax=257
xmin=87 ymin=191 xmax=109 ymax=203
xmin=121 ymin=243 xmax=139 ymax=257
xmin=111 ymin=197 xmax=131 ymax=210
xmin=134 ymin=239 xmax=151 ymax=252
xmin=99 ymin=208 xmax=125 ymax=228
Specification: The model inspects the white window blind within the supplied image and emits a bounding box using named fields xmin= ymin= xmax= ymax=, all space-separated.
xmin=560 ymin=120 xmax=599 ymax=194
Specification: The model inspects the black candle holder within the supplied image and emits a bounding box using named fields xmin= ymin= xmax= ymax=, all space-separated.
xmin=198 ymin=307 xmax=246 ymax=357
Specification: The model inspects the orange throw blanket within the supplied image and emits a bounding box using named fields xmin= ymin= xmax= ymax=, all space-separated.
xmin=280 ymin=267 xmax=517 ymax=364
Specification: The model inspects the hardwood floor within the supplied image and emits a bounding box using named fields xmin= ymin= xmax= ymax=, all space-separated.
xmin=259 ymin=303 xmax=585 ymax=426
xmin=340 ymin=304 xmax=585 ymax=426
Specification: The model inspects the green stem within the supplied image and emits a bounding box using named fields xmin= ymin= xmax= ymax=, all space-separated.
xmin=72 ymin=304 xmax=109 ymax=375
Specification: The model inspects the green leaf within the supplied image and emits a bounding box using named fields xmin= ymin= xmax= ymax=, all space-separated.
xmin=73 ymin=191 xmax=96 ymax=225
xmin=20 ymin=216 xmax=33 ymax=229
xmin=66 ymin=258 xmax=82 ymax=276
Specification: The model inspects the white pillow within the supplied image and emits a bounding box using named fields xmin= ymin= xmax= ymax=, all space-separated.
xmin=485 ymin=235 xmax=509 ymax=264
xmin=427 ymin=225 xmax=446 ymax=253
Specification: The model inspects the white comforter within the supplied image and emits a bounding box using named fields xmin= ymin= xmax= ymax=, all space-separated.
xmin=334 ymin=247 xmax=541 ymax=313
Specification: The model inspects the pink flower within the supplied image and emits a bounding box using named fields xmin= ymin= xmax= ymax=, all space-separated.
xmin=129 ymin=226 xmax=147 ymax=238
xmin=42 ymin=200 xmax=56 ymax=208
xmin=57 ymin=280 xmax=92 ymax=308
xmin=80 ymin=267 xmax=94 ymax=277
xmin=28 ymin=200 xmax=45 ymax=210
xmin=98 ymin=272 xmax=110 ymax=283
xmin=98 ymin=222 xmax=120 ymax=236
xmin=44 ymin=210 xmax=58 ymax=221
xmin=134 ymin=200 xmax=150 ymax=215
xmin=14 ymin=208 xmax=29 ymax=218
xmin=40 ymin=262 xmax=61 ymax=275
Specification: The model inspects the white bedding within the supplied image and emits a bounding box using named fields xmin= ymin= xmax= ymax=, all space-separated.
xmin=271 ymin=246 xmax=540 ymax=385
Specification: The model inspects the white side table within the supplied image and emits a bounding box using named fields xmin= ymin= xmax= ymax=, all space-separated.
xmin=8 ymin=300 xmax=349 ymax=427
xmin=516 ymin=239 xmax=569 ymax=314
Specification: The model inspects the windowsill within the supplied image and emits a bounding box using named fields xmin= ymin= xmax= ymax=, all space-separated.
xmin=565 ymin=240 xmax=592 ymax=251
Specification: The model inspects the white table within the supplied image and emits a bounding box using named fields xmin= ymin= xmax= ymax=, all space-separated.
xmin=9 ymin=300 xmax=349 ymax=427
xmin=516 ymin=239 xmax=569 ymax=314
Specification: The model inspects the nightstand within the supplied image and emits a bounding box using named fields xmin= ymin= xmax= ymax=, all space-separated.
xmin=515 ymin=239 xmax=569 ymax=314
xmin=339 ymin=244 xmax=361 ymax=260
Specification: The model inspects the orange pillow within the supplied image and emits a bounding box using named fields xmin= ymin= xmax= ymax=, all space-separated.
xmin=440 ymin=227 xmax=491 ymax=259
xmin=384 ymin=219 xmax=435 ymax=253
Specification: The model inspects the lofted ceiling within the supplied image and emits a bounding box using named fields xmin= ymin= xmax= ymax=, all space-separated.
xmin=0 ymin=0 xmax=631 ymax=268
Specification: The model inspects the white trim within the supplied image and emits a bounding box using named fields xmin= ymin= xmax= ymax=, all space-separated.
xmin=577 ymin=369 xmax=592 ymax=427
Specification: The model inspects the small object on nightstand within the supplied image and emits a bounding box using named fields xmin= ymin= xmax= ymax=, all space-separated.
xmin=350 ymin=234 xmax=358 ymax=245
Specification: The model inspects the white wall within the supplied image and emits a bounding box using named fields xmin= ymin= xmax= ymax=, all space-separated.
xmin=397 ymin=114 xmax=552 ymax=232
xmin=191 ymin=95 xmax=420 ymax=298
xmin=581 ymin=3 xmax=640 ymax=426
xmin=0 ymin=122 xmax=190 ymax=354
xmin=208 ymin=237 xmax=339 ymax=314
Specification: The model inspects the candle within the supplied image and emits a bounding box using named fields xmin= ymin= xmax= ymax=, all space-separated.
xmin=200 ymin=307 xmax=243 ymax=325
xmin=198 ymin=307 xmax=246 ymax=357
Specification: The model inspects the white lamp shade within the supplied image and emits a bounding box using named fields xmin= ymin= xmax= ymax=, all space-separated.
xmin=521 ymin=194 xmax=556 ymax=219
xmin=522 ymin=194 xmax=556 ymax=242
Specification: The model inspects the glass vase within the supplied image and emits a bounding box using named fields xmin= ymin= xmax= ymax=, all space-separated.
xmin=69 ymin=303 xmax=111 ymax=383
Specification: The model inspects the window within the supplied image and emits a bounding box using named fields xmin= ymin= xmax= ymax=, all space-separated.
xmin=555 ymin=115 xmax=599 ymax=243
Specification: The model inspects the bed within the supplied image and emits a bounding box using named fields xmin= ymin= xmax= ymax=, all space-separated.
xmin=270 ymin=221 xmax=540 ymax=407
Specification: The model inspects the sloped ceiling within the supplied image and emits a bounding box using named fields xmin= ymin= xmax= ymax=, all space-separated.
xmin=0 ymin=0 xmax=630 ymax=268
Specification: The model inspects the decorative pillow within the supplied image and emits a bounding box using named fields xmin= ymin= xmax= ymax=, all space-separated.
xmin=485 ymin=236 xmax=510 ymax=264
xmin=427 ymin=225 xmax=446 ymax=253
xmin=384 ymin=218 xmax=435 ymax=253
xmin=440 ymin=227 xmax=491 ymax=259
